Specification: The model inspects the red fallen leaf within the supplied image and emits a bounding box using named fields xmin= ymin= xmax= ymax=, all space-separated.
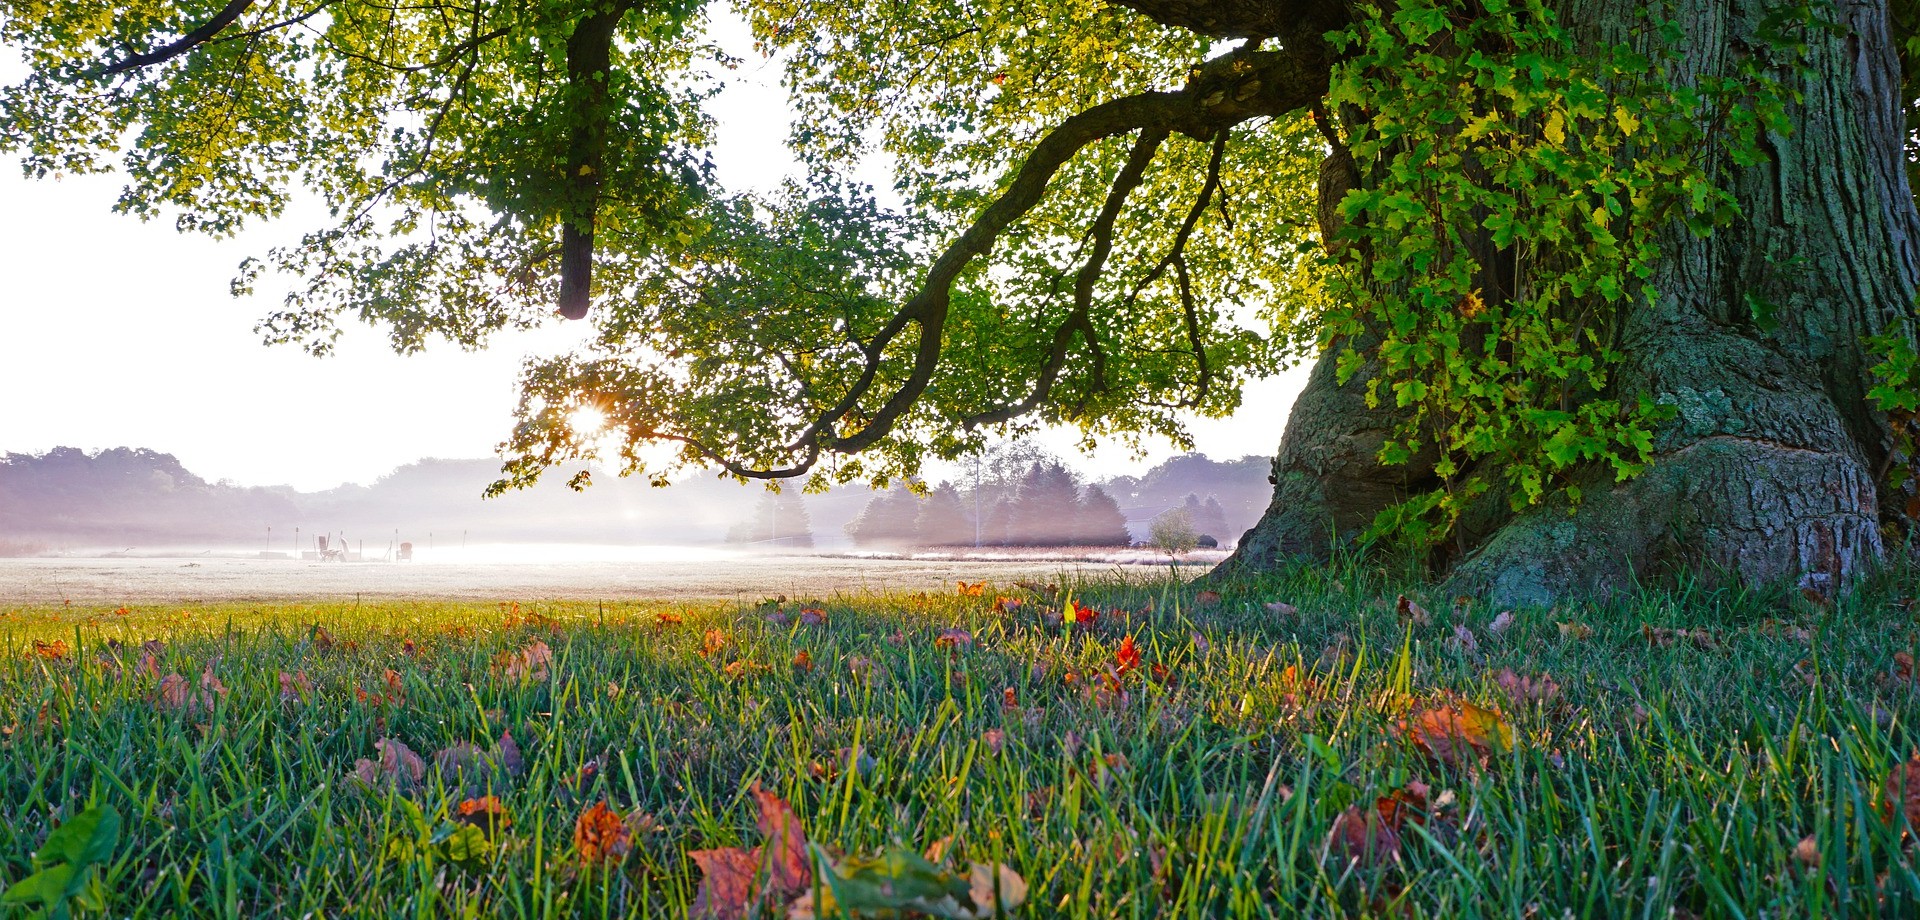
xmin=1397 ymin=701 xmax=1512 ymax=768
xmin=935 ymin=628 xmax=974 ymax=650
xmin=956 ymin=581 xmax=985 ymax=597
xmin=1328 ymin=780 xmax=1431 ymax=868
xmin=1150 ymin=662 xmax=1174 ymax=685
xmin=751 ymin=784 xmax=810 ymax=899
xmin=1071 ymin=601 xmax=1099 ymax=626
xmin=791 ymin=650 xmax=814 ymax=673
xmin=1195 ymin=590 xmax=1222 ymax=608
xmin=1883 ymin=752 xmax=1920 ymax=833
xmin=655 ymin=612 xmax=684 ymax=628
xmin=113 ymin=606 xmax=130 ymax=616
xmin=1002 ymin=687 xmax=1018 ymax=710
xmin=31 ymin=639 xmax=69 ymax=660
xmin=1115 ymin=635 xmax=1142 ymax=675
xmin=574 ymin=801 xmax=635 ymax=865
xmin=798 ymin=607 xmax=828 ymax=627
xmin=455 ymin=795 xmax=511 ymax=834
xmin=1395 ymin=595 xmax=1432 ymax=626
xmin=691 ymin=785 xmax=813 ymax=919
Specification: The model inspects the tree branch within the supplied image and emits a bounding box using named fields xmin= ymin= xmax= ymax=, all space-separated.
xmin=95 ymin=0 xmax=259 ymax=78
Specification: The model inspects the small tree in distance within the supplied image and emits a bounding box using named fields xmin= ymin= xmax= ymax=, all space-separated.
xmin=1148 ymin=509 xmax=1199 ymax=576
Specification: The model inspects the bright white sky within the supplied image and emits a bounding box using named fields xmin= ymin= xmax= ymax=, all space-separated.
xmin=0 ymin=15 xmax=1309 ymax=492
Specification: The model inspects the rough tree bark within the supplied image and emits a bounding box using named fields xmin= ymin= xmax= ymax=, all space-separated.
xmin=1219 ymin=0 xmax=1920 ymax=604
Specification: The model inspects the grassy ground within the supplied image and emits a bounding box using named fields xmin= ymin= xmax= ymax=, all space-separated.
xmin=3 ymin=563 xmax=1920 ymax=918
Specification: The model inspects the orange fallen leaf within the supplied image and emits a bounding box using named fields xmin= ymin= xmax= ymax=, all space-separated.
xmin=656 ymin=612 xmax=684 ymax=628
xmin=690 ymin=784 xmax=812 ymax=918
xmin=1557 ymin=621 xmax=1594 ymax=640
xmin=31 ymin=639 xmax=69 ymax=660
xmin=1398 ymin=701 xmax=1512 ymax=768
xmin=1115 ymin=635 xmax=1142 ymax=676
xmin=935 ymin=628 xmax=974 ymax=650
xmin=956 ymin=581 xmax=985 ymax=597
xmin=791 ymin=650 xmax=814 ymax=673
xmin=456 ymin=796 xmax=512 ymax=834
xmin=574 ymin=800 xmax=634 ymax=865
xmin=700 ymin=629 xmax=729 ymax=658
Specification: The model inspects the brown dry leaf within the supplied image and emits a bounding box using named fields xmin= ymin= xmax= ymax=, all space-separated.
xmin=574 ymin=801 xmax=635 ymax=865
xmin=981 ymin=729 xmax=1006 ymax=754
xmin=1398 ymin=702 xmax=1512 ymax=769
xmin=752 ymin=785 xmax=811 ymax=900
xmin=496 ymin=730 xmax=527 ymax=776
xmin=1557 ymin=621 xmax=1594 ymax=640
xmin=350 ymin=738 xmax=428 ymax=789
xmin=791 ymin=650 xmax=814 ymax=673
xmin=278 ymin=670 xmax=313 ymax=703
xmin=1263 ymin=601 xmax=1299 ymax=617
xmin=798 ymin=607 xmax=828 ymax=627
xmin=1794 ymin=835 xmax=1820 ymax=868
xmin=1448 ymin=624 xmax=1479 ymax=655
xmin=383 ymin=668 xmax=406 ymax=701
xmin=1644 ymin=625 xmax=1719 ymax=650
xmin=1487 ymin=610 xmax=1516 ymax=635
xmin=935 ymin=628 xmax=975 ymax=650
xmin=1897 ymin=652 xmax=1916 ymax=683
xmin=199 ymin=664 xmax=228 ymax=700
xmin=1195 ymin=590 xmax=1222 ymax=608
xmin=1395 ymin=595 xmax=1432 ymax=627
xmin=690 ymin=847 xmax=760 ymax=920
xmin=156 ymin=673 xmax=191 ymax=710
xmin=495 ymin=640 xmax=553 ymax=681
xmin=1328 ymin=780 xmax=1431 ymax=868
xmin=435 ymin=741 xmax=484 ymax=776
xmin=1494 ymin=668 xmax=1561 ymax=707
xmin=1883 ymin=752 xmax=1920 ymax=833
xmin=845 ymin=655 xmax=875 ymax=678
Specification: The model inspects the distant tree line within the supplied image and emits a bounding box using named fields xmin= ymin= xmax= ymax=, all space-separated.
xmin=844 ymin=462 xmax=1132 ymax=549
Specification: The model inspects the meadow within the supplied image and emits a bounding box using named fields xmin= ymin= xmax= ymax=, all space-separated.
xmin=3 ymin=562 xmax=1920 ymax=918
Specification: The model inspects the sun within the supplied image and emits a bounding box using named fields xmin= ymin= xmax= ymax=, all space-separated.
xmin=569 ymin=404 xmax=608 ymax=435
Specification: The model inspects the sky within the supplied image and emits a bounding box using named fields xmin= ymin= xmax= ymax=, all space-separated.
xmin=0 ymin=16 xmax=1309 ymax=493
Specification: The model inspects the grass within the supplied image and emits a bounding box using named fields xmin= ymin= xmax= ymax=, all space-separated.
xmin=2 ymin=562 xmax=1919 ymax=918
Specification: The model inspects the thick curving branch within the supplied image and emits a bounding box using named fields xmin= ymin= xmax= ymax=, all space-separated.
xmin=94 ymin=0 xmax=258 ymax=77
xmin=962 ymin=127 xmax=1170 ymax=428
xmin=636 ymin=46 xmax=1335 ymax=479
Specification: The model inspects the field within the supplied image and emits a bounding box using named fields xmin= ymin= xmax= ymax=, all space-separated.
xmin=4 ymin=563 xmax=1920 ymax=918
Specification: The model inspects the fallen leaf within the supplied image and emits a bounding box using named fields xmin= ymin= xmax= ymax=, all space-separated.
xmin=1115 ymin=635 xmax=1142 ymax=675
xmin=1263 ymin=601 xmax=1299 ymax=617
xmin=1794 ymin=835 xmax=1820 ymax=868
xmin=155 ymin=674 xmax=191 ymax=710
xmin=691 ymin=847 xmax=760 ymax=919
xmin=574 ymin=801 xmax=634 ymax=865
xmin=956 ymin=581 xmax=985 ymax=597
xmin=935 ymin=628 xmax=974 ymax=650
xmin=496 ymin=731 xmax=526 ymax=776
xmin=1494 ymin=668 xmax=1561 ymax=707
xmin=31 ymin=639 xmax=69 ymax=660
xmin=700 ymin=629 xmax=729 ymax=658
xmin=1398 ymin=701 xmax=1512 ymax=768
xmin=277 ymin=670 xmax=313 ymax=703
xmin=798 ymin=607 xmax=828 ymax=627
xmin=455 ymin=796 xmax=511 ymax=835
xmin=1395 ymin=595 xmax=1432 ymax=627
xmin=350 ymin=738 xmax=427 ymax=789
xmin=1448 ymin=624 xmax=1478 ymax=655
xmin=656 ymin=612 xmax=684 ymax=628
xmin=1327 ymin=780 xmax=1431 ymax=869
xmin=752 ymin=785 xmax=811 ymax=900
xmin=434 ymin=741 xmax=484 ymax=776
xmin=1883 ymin=752 xmax=1920 ymax=834
xmin=1195 ymin=590 xmax=1222 ymax=608
xmin=1487 ymin=610 xmax=1516 ymax=635
xmin=1070 ymin=601 xmax=1099 ymax=626
xmin=791 ymin=650 xmax=814 ymax=673
xmin=981 ymin=729 xmax=1006 ymax=754
xmin=994 ymin=597 xmax=1022 ymax=613
xmin=1557 ymin=621 xmax=1594 ymax=640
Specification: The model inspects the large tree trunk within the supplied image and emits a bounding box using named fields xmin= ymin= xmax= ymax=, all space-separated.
xmin=1221 ymin=0 xmax=1920 ymax=605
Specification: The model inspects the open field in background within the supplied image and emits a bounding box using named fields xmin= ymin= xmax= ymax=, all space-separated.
xmin=0 ymin=549 xmax=1224 ymax=605
xmin=5 ymin=564 xmax=1920 ymax=917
